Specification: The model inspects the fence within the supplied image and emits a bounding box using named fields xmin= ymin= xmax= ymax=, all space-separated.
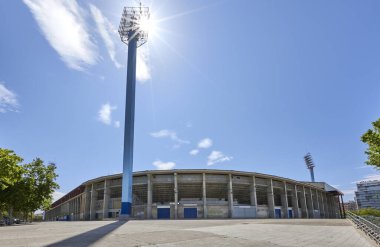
xmin=347 ymin=211 xmax=380 ymax=245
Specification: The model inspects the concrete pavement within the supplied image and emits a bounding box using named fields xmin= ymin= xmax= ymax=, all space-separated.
xmin=0 ymin=219 xmax=375 ymax=247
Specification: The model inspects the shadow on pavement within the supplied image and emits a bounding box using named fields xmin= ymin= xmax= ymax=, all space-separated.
xmin=45 ymin=221 xmax=126 ymax=247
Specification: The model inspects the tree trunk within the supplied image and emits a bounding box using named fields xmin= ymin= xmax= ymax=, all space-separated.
xmin=8 ymin=207 xmax=13 ymax=219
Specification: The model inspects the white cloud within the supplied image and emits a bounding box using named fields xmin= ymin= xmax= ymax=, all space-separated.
xmin=153 ymin=160 xmax=176 ymax=170
xmin=0 ymin=83 xmax=19 ymax=113
xmin=52 ymin=190 xmax=65 ymax=202
xmin=150 ymin=129 xmax=189 ymax=147
xmin=356 ymin=165 xmax=372 ymax=169
xmin=198 ymin=138 xmax=213 ymax=149
xmin=89 ymin=4 xmax=121 ymax=69
xmin=136 ymin=47 xmax=151 ymax=82
xmin=98 ymin=103 xmax=116 ymax=125
xmin=114 ymin=121 xmax=121 ymax=128
xmin=23 ymin=0 xmax=98 ymax=70
xmin=189 ymin=149 xmax=199 ymax=156
xmin=353 ymin=173 xmax=380 ymax=184
xmin=151 ymin=129 xmax=177 ymax=139
xmin=185 ymin=121 xmax=192 ymax=128
xmin=207 ymin=150 xmax=233 ymax=166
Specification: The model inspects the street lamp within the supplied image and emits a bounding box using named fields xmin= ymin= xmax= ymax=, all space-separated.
xmin=118 ymin=3 xmax=150 ymax=219
xmin=304 ymin=153 xmax=316 ymax=182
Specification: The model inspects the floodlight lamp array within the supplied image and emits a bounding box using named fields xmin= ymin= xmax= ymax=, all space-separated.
xmin=119 ymin=6 xmax=150 ymax=47
xmin=304 ymin=153 xmax=315 ymax=169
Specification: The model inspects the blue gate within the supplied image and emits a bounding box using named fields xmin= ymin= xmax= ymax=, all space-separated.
xmin=157 ymin=208 xmax=170 ymax=219
xmin=184 ymin=208 xmax=197 ymax=219
xmin=275 ymin=209 xmax=281 ymax=218
xmin=288 ymin=209 xmax=293 ymax=218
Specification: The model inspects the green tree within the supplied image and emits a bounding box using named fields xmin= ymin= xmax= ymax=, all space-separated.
xmin=1 ymin=157 xmax=59 ymax=221
xmin=0 ymin=149 xmax=24 ymax=217
xmin=0 ymin=148 xmax=24 ymax=190
xmin=361 ymin=118 xmax=380 ymax=169
xmin=21 ymin=159 xmax=60 ymax=214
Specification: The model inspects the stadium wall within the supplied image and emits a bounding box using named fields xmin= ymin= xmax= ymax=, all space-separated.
xmin=44 ymin=169 xmax=344 ymax=220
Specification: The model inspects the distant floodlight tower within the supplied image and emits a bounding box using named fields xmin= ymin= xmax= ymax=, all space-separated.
xmin=118 ymin=3 xmax=150 ymax=219
xmin=304 ymin=153 xmax=316 ymax=182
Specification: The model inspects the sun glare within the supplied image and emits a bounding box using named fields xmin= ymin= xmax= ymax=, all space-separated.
xmin=138 ymin=15 xmax=157 ymax=38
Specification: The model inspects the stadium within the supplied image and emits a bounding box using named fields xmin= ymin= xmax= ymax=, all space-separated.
xmin=44 ymin=169 xmax=344 ymax=221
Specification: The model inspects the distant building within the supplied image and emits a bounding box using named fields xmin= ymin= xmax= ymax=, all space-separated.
xmin=343 ymin=201 xmax=358 ymax=211
xmin=355 ymin=180 xmax=380 ymax=209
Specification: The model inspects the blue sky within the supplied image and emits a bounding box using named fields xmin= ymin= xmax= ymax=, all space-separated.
xmin=1 ymin=0 xmax=380 ymax=202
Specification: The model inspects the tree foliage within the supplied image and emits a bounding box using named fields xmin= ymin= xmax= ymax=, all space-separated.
xmin=353 ymin=208 xmax=380 ymax=217
xmin=0 ymin=149 xmax=24 ymax=190
xmin=361 ymin=118 xmax=380 ymax=169
xmin=0 ymin=148 xmax=59 ymax=220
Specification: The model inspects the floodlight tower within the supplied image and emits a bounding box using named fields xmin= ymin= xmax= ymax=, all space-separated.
xmin=304 ymin=153 xmax=316 ymax=182
xmin=118 ymin=3 xmax=150 ymax=219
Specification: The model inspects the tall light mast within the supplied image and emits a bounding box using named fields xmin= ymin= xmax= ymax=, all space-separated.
xmin=304 ymin=153 xmax=316 ymax=182
xmin=118 ymin=3 xmax=150 ymax=219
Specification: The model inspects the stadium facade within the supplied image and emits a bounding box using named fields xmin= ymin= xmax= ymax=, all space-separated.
xmin=45 ymin=169 xmax=344 ymax=221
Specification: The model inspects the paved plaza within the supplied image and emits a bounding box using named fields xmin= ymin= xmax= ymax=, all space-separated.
xmin=0 ymin=219 xmax=376 ymax=247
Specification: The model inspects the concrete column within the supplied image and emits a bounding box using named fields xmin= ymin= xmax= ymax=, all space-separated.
xmin=70 ymin=200 xmax=72 ymax=220
xmin=89 ymin=183 xmax=96 ymax=220
xmin=337 ymin=196 xmax=343 ymax=219
xmin=324 ymin=193 xmax=330 ymax=218
xmin=251 ymin=176 xmax=258 ymax=218
xmin=267 ymin=179 xmax=275 ymax=218
xmin=335 ymin=196 xmax=341 ymax=219
xmin=82 ymin=193 xmax=86 ymax=220
xmin=315 ymin=190 xmax=321 ymax=218
xmin=320 ymin=191 xmax=325 ymax=218
xmin=327 ymin=195 xmax=333 ymax=218
xmin=281 ymin=182 xmax=289 ymax=218
xmin=74 ymin=198 xmax=77 ymax=220
xmin=202 ymin=173 xmax=207 ymax=219
xmin=292 ymin=184 xmax=300 ymax=218
xmin=332 ymin=196 xmax=338 ymax=218
xmin=73 ymin=200 xmax=75 ymax=217
xmin=73 ymin=198 xmax=75 ymax=220
xmin=228 ymin=173 xmax=233 ymax=218
xmin=309 ymin=187 xmax=315 ymax=218
xmin=80 ymin=193 xmax=85 ymax=220
xmin=250 ymin=176 xmax=258 ymax=206
xmin=76 ymin=197 xmax=79 ymax=220
xmin=103 ymin=179 xmax=110 ymax=219
xmin=147 ymin=174 xmax=152 ymax=219
xmin=330 ymin=196 xmax=335 ymax=218
xmin=300 ymin=186 xmax=308 ymax=218
xmin=340 ymin=195 xmax=346 ymax=218
xmin=174 ymin=172 xmax=178 ymax=219
xmin=81 ymin=191 xmax=86 ymax=220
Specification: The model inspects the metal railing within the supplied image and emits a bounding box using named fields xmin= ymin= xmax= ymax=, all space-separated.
xmin=347 ymin=211 xmax=380 ymax=245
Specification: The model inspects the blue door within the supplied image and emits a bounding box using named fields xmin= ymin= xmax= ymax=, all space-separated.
xmin=275 ymin=209 xmax=281 ymax=218
xmin=288 ymin=209 xmax=293 ymax=218
xmin=184 ymin=208 xmax=197 ymax=219
xmin=157 ymin=208 xmax=170 ymax=219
